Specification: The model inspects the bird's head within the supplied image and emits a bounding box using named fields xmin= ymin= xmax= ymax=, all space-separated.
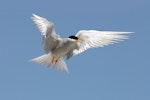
xmin=68 ymin=35 xmax=82 ymax=43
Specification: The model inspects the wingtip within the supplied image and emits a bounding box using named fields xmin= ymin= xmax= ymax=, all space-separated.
xmin=31 ymin=13 xmax=41 ymax=19
xmin=32 ymin=13 xmax=37 ymax=17
xmin=31 ymin=13 xmax=36 ymax=19
xmin=114 ymin=31 xmax=134 ymax=34
xmin=124 ymin=32 xmax=134 ymax=34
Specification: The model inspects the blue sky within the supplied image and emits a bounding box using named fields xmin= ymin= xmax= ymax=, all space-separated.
xmin=0 ymin=0 xmax=150 ymax=100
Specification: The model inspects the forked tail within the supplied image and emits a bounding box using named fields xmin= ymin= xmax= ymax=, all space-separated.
xmin=30 ymin=53 xmax=69 ymax=73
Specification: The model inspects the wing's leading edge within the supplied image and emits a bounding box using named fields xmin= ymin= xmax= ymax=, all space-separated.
xmin=31 ymin=14 xmax=61 ymax=53
xmin=66 ymin=30 xmax=133 ymax=59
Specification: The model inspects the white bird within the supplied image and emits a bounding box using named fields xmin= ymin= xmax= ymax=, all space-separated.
xmin=30 ymin=14 xmax=132 ymax=73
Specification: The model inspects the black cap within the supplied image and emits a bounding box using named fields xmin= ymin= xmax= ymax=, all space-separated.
xmin=68 ymin=36 xmax=78 ymax=40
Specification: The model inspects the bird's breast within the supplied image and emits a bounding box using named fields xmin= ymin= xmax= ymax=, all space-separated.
xmin=52 ymin=41 xmax=75 ymax=58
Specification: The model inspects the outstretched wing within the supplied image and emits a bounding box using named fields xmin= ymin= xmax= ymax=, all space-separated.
xmin=31 ymin=14 xmax=61 ymax=53
xmin=66 ymin=30 xmax=133 ymax=59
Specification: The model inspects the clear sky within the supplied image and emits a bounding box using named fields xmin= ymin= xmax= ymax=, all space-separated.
xmin=0 ymin=0 xmax=150 ymax=100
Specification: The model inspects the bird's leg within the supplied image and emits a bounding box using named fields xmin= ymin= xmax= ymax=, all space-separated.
xmin=52 ymin=56 xmax=55 ymax=63
xmin=51 ymin=56 xmax=60 ymax=64
xmin=55 ymin=60 xmax=58 ymax=64
xmin=55 ymin=57 xmax=60 ymax=64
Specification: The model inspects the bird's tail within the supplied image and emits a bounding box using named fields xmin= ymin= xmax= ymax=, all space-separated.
xmin=30 ymin=53 xmax=69 ymax=73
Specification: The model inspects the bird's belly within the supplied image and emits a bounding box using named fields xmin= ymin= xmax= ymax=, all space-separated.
xmin=52 ymin=46 xmax=70 ymax=58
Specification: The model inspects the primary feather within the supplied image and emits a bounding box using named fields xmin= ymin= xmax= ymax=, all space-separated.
xmin=31 ymin=14 xmax=61 ymax=53
xmin=66 ymin=30 xmax=133 ymax=59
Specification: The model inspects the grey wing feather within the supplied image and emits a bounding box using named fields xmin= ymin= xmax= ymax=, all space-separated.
xmin=66 ymin=30 xmax=133 ymax=60
xmin=31 ymin=14 xmax=61 ymax=53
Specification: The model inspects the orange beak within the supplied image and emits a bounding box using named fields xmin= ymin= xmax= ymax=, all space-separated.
xmin=76 ymin=39 xmax=82 ymax=43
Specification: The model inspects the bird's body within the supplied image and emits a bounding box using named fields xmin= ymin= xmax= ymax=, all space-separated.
xmin=30 ymin=14 xmax=132 ymax=72
xmin=50 ymin=38 xmax=76 ymax=61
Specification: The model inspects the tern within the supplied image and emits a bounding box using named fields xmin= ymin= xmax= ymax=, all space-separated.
xmin=30 ymin=14 xmax=132 ymax=73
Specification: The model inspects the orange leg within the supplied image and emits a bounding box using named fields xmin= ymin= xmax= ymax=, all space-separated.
xmin=51 ymin=56 xmax=60 ymax=64
xmin=55 ymin=60 xmax=58 ymax=64
xmin=51 ymin=56 xmax=54 ymax=63
xmin=55 ymin=57 xmax=60 ymax=64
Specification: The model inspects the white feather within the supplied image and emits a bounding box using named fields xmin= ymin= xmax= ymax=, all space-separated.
xmin=31 ymin=14 xmax=55 ymax=37
xmin=31 ymin=14 xmax=61 ymax=53
xmin=67 ymin=30 xmax=133 ymax=59
xmin=30 ymin=53 xmax=69 ymax=73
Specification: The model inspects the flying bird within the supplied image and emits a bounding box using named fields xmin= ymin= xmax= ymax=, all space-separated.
xmin=30 ymin=14 xmax=132 ymax=73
